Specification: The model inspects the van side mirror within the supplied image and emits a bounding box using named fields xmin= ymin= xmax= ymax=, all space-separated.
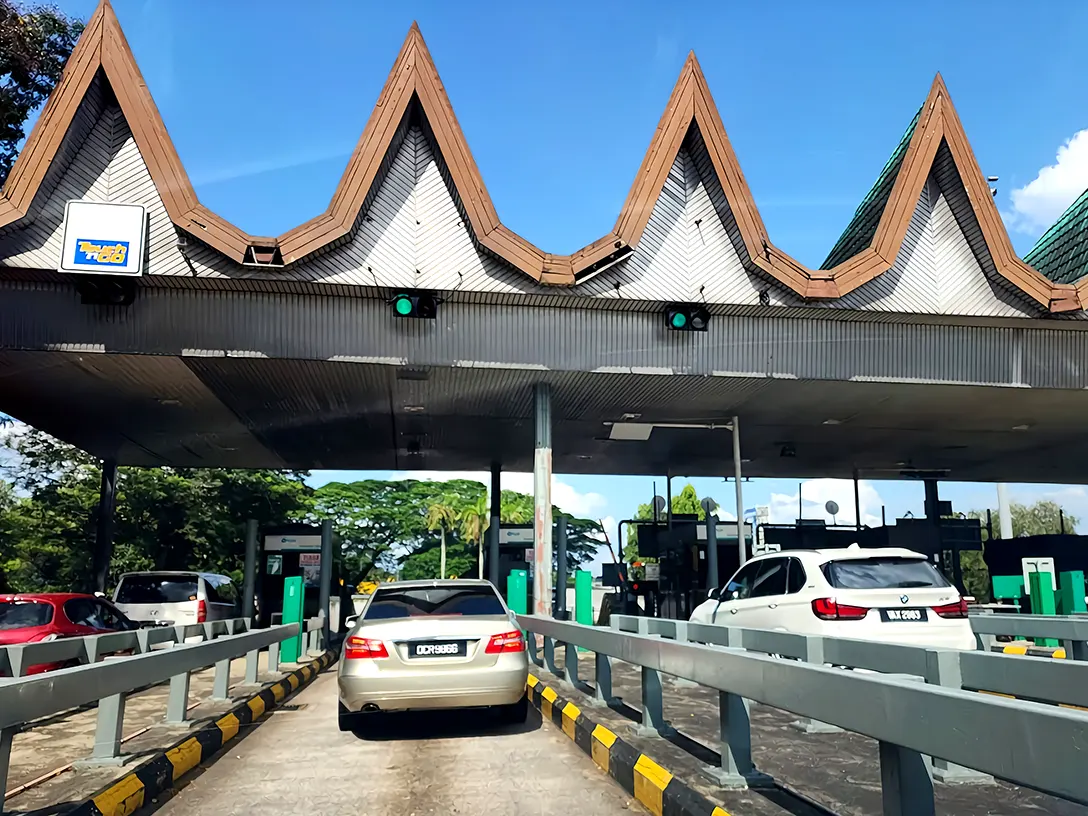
xmin=707 ymin=587 xmax=721 ymax=601
xmin=345 ymin=614 xmax=360 ymax=629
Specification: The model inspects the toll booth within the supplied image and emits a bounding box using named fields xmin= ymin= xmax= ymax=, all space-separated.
xmin=258 ymin=524 xmax=327 ymax=627
xmin=484 ymin=524 xmax=535 ymax=606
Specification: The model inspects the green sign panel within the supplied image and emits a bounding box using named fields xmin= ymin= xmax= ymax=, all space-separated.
xmin=281 ymin=575 xmax=305 ymax=663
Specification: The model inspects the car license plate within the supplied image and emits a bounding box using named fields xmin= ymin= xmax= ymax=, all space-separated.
xmin=408 ymin=641 xmax=466 ymax=658
xmin=879 ymin=608 xmax=928 ymax=622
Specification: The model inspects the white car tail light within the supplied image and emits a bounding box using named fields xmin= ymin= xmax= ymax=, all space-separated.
xmin=345 ymin=636 xmax=389 ymax=659
xmin=484 ymin=630 xmax=525 ymax=654
xmin=811 ymin=597 xmax=869 ymax=621
xmin=196 ymin=599 xmax=207 ymax=623
xmin=932 ymin=598 xmax=969 ymax=619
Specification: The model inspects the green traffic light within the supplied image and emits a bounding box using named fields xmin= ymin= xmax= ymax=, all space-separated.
xmin=394 ymin=296 xmax=413 ymax=316
xmin=670 ymin=311 xmax=687 ymax=329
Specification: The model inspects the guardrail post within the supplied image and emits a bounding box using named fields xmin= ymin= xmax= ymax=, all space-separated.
xmin=924 ymin=650 xmax=993 ymax=784
xmin=879 ymin=740 xmax=935 ymax=816
xmin=789 ymin=636 xmax=841 ymax=734
xmin=595 ymin=652 xmax=613 ymax=704
xmin=268 ymin=639 xmax=281 ymax=674
xmin=636 ymin=618 xmax=668 ymax=735
xmin=1062 ymin=637 xmax=1088 ymax=661
xmin=564 ymin=640 xmax=579 ymax=685
xmin=0 ymin=725 xmax=14 ymax=812
xmin=90 ymin=693 xmax=126 ymax=762
xmin=244 ymin=648 xmax=260 ymax=684
xmin=165 ymin=671 xmax=190 ymax=724
xmin=212 ymin=658 xmax=231 ymax=701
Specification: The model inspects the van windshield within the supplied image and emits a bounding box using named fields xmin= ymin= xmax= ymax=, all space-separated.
xmin=821 ymin=558 xmax=950 ymax=590
xmin=116 ymin=576 xmax=199 ymax=604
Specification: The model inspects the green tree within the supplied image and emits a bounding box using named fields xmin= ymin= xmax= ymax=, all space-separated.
xmin=459 ymin=494 xmax=490 ymax=578
xmin=0 ymin=2 xmax=84 ymax=182
xmin=425 ymin=500 xmax=459 ymax=579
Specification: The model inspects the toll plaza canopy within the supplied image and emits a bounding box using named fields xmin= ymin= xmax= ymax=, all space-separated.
xmin=2 ymin=0 xmax=1088 ymax=483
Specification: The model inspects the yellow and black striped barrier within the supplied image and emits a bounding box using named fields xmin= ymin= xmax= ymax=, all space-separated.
xmin=73 ymin=651 xmax=336 ymax=816
xmin=995 ymin=643 xmax=1066 ymax=659
xmin=527 ymin=673 xmax=730 ymax=816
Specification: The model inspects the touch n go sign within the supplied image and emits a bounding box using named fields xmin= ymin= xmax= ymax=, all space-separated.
xmin=58 ymin=200 xmax=147 ymax=276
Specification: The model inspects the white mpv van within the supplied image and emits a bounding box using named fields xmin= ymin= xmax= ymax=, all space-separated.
xmin=112 ymin=571 xmax=239 ymax=627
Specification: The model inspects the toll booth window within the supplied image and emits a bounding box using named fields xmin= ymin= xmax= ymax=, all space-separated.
xmin=822 ymin=558 xmax=950 ymax=590
xmin=0 ymin=600 xmax=54 ymax=629
xmin=115 ymin=576 xmax=199 ymax=604
xmin=364 ymin=586 xmax=506 ymax=620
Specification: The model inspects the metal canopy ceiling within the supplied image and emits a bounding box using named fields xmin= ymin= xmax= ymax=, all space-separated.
xmin=2 ymin=350 xmax=1086 ymax=483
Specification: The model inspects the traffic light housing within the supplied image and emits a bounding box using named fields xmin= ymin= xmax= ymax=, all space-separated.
xmin=74 ymin=276 xmax=137 ymax=306
xmin=665 ymin=304 xmax=710 ymax=332
xmin=390 ymin=290 xmax=438 ymax=320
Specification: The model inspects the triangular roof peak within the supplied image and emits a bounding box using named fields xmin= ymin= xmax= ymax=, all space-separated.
xmin=0 ymin=9 xmax=1079 ymax=310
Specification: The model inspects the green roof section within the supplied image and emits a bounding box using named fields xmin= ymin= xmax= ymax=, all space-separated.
xmin=820 ymin=107 xmax=922 ymax=270
xmin=1024 ymin=187 xmax=1088 ymax=285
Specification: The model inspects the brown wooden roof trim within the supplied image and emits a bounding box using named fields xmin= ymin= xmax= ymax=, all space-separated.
xmin=0 ymin=1 xmax=1080 ymax=312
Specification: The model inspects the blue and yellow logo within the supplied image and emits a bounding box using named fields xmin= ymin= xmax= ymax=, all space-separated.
xmin=74 ymin=239 xmax=129 ymax=266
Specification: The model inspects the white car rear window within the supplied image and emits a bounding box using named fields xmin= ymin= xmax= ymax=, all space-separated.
xmin=364 ymin=586 xmax=505 ymax=620
xmin=821 ymin=557 xmax=950 ymax=590
xmin=116 ymin=576 xmax=198 ymax=604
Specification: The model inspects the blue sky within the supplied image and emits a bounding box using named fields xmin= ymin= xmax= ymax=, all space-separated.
xmin=39 ymin=1 xmax=1088 ymax=570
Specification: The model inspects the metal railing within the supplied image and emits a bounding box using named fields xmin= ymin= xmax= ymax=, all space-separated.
xmin=970 ymin=611 xmax=1088 ymax=659
xmin=0 ymin=617 xmax=325 ymax=809
xmin=518 ymin=614 xmax=1088 ymax=813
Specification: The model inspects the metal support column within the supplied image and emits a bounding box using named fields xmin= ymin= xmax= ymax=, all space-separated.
xmin=488 ymin=462 xmax=501 ymax=585
xmin=879 ymin=740 xmax=935 ymax=816
xmin=706 ymin=510 xmax=719 ymax=590
xmin=319 ymin=518 xmax=333 ymax=645
xmin=91 ymin=693 xmax=126 ymax=760
xmin=555 ymin=516 xmax=568 ymax=619
xmin=0 ymin=726 xmax=14 ymax=812
xmin=732 ymin=417 xmax=746 ymax=566
xmin=243 ymin=519 xmax=258 ymax=624
xmin=533 ymin=383 xmax=553 ymax=617
xmin=853 ymin=468 xmax=862 ymax=531
xmin=92 ymin=458 xmax=117 ymax=593
xmin=996 ymin=483 xmax=1013 ymax=539
xmin=165 ymin=672 xmax=190 ymax=724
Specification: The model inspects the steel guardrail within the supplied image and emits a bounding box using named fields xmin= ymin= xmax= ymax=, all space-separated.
xmin=519 ymin=614 xmax=1088 ymax=808
xmin=0 ymin=618 xmax=251 ymax=678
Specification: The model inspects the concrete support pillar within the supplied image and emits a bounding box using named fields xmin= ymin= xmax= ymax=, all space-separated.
xmin=533 ymin=383 xmax=553 ymax=617
xmin=92 ymin=458 xmax=117 ymax=593
xmin=243 ymin=519 xmax=258 ymax=624
xmin=996 ymin=483 xmax=1013 ymax=539
xmin=488 ymin=462 xmax=501 ymax=585
xmin=732 ymin=417 xmax=746 ymax=566
xmin=319 ymin=519 xmax=333 ymax=646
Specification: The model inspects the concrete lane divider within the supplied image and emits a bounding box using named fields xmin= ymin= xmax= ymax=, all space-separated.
xmin=72 ymin=651 xmax=336 ymax=816
xmin=527 ymin=674 xmax=730 ymax=816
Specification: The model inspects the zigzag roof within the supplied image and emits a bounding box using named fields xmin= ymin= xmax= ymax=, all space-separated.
xmin=0 ymin=0 xmax=1079 ymax=311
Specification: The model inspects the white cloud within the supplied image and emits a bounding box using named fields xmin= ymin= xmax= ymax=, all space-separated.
xmin=1006 ymin=128 xmax=1088 ymax=234
xmin=400 ymin=470 xmax=608 ymax=520
xmin=768 ymin=478 xmax=884 ymax=529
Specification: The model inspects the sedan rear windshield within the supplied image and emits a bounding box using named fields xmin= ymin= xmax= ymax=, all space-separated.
xmin=0 ymin=600 xmax=54 ymax=629
xmin=822 ymin=557 xmax=950 ymax=590
xmin=115 ymin=576 xmax=199 ymax=604
xmin=364 ymin=586 xmax=505 ymax=620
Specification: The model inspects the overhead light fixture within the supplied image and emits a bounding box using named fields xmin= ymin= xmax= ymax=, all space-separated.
xmin=403 ymin=405 xmax=425 ymax=413
xmin=620 ymin=412 xmax=642 ymax=421
xmin=157 ymin=398 xmax=181 ymax=406
xmin=664 ymin=304 xmax=710 ymax=332
xmin=822 ymin=419 xmax=843 ymax=426
xmin=390 ymin=290 xmax=437 ymax=320
xmin=608 ymin=423 xmax=654 ymax=441
xmin=1012 ymin=424 xmax=1031 ymax=431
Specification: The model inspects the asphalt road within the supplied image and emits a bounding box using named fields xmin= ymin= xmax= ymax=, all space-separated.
xmin=152 ymin=669 xmax=641 ymax=815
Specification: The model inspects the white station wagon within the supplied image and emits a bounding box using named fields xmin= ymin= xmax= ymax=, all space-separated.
xmin=690 ymin=545 xmax=976 ymax=651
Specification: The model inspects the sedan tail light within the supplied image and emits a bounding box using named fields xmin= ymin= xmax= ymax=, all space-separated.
xmin=484 ymin=630 xmax=525 ymax=654
xmin=932 ymin=598 xmax=969 ymax=619
xmin=345 ymin=636 xmax=388 ymax=659
xmin=196 ymin=600 xmax=207 ymax=623
xmin=811 ymin=597 xmax=869 ymax=621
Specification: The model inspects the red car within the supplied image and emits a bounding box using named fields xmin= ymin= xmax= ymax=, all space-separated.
xmin=0 ymin=593 xmax=139 ymax=675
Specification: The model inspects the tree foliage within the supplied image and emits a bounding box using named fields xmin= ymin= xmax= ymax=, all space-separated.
xmin=1 ymin=426 xmax=603 ymax=592
xmin=0 ymin=1 xmax=84 ymax=183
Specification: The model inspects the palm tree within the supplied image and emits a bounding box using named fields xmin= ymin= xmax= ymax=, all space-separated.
xmin=425 ymin=501 xmax=459 ymax=579
xmin=459 ymin=494 xmax=491 ymax=578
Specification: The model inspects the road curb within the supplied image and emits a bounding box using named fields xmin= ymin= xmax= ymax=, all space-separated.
xmin=995 ymin=643 xmax=1066 ymax=659
xmin=527 ymin=673 xmax=730 ymax=816
xmin=71 ymin=650 xmax=336 ymax=816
